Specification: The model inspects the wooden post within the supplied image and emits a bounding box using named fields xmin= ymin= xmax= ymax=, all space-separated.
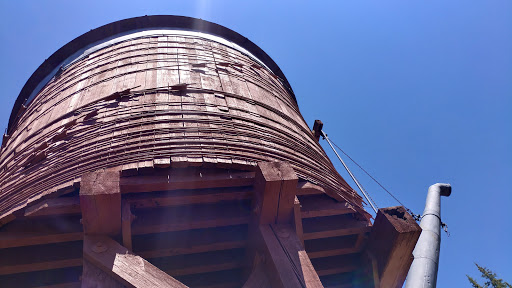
xmin=121 ymin=202 xmax=134 ymax=251
xmin=312 ymin=120 xmax=323 ymax=142
xmin=249 ymin=161 xmax=322 ymax=288
xmin=276 ymin=162 xmax=298 ymax=224
xmin=252 ymin=161 xmax=298 ymax=225
xmin=364 ymin=206 xmax=421 ymax=288
xmin=252 ymin=162 xmax=282 ymax=225
xmin=80 ymin=170 xmax=121 ymax=235
xmin=293 ymin=196 xmax=305 ymax=247
xmin=83 ymin=235 xmax=188 ymax=287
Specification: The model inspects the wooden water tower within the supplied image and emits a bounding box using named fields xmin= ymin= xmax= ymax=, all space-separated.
xmin=0 ymin=16 xmax=420 ymax=287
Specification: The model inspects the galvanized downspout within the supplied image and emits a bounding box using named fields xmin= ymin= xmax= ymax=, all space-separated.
xmin=405 ymin=183 xmax=451 ymax=288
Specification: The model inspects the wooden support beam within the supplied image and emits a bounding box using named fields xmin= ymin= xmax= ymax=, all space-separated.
xmin=120 ymin=168 xmax=255 ymax=194
xmin=299 ymin=194 xmax=356 ymax=218
xmin=305 ymin=235 xmax=362 ymax=259
xmin=134 ymin=225 xmax=248 ymax=259
xmin=252 ymin=163 xmax=281 ymax=225
xmin=252 ymin=161 xmax=298 ymax=225
xmin=147 ymin=248 xmax=245 ymax=277
xmin=80 ymin=170 xmax=121 ymax=235
xmin=310 ymin=254 xmax=360 ymax=276
xmin=0 ymin=214 xmax=16 ymax=228
xmin=297 ymin=181 xmax=325 ymax=196
xmin=365 ymin=206 xmax=421 ymax=288
xmin=303 ymin=215 xmax=371 ymax=240
xmin=0 ymin=215 xmax=83 ymax=248
xmin=39 ymin=282 xmax=82 ymax=288
xmin=176 ymin=268 xmax=246 ymax=288
xmin=276 ymin=163 xmax=299 ymax=224
xmin=83 ymin=235 xmax=188 ymax=287
xmin=0 ymin=266 xmax=82 ymax=288
xmin=121 ymin=202 xmax=134 ymax=251
xmin=0 ymin=257 xmax=82 ymax=275
xmin=131 ymin=201 xmax=250 ymax=235
xmin=24 ymin=197 xmax=81 ymax=217
xmin=0 ymin=241 xmax=82 ymax=275
xmin=125 ymin=186 xmax=252 ymax=209
xmin=293 ymin=196 xmax=304 ymax=247
xmin=312 ymin=120 xmax=323 ymax=142
xmin=257 ymin=224 xmax=323 ymax=288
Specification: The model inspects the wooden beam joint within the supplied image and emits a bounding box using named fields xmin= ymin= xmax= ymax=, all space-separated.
xmin=80 ymin=170 xmax=121 ymax=236
xmin=363 ymin=206 xmax=421 ymax=288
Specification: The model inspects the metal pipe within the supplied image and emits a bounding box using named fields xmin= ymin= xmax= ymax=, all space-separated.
xmin=405 ymin=183 xmax=451 ymax=288
xmin=320 ymin=130 xmax=378 ymax=213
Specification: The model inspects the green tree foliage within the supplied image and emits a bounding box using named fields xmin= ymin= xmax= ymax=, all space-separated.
xmin=467 ymin=263 xmax=511 ymax=288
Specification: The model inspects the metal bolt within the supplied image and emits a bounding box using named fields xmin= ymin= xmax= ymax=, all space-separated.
xmin=92 ymin=242 xmax=107 ymax=253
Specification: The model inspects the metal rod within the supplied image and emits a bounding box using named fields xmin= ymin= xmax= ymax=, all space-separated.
xmin=320 ymin=130 xmax=378 ymax=213
xmin=405 ymin=183 xmax=451 ymax=288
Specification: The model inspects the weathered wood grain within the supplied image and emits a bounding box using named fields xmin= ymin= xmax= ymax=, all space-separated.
xmin=83 ymin=235 xmax=188 ymax=287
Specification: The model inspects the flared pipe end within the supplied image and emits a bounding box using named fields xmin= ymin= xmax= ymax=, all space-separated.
xmin=429 ymin=183 xmax=452 ymax=197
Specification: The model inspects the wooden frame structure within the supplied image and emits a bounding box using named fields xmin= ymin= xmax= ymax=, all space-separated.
xmin=0 ymin=16 xmax=421 ymax=287
xmin=0 ymin=161 xmax=420 ymax=287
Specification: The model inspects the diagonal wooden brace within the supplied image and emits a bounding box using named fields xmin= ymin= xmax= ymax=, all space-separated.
xmin=256 ymin=224 xmax=323 ymax=288
xmin=83 ymin=235 xmax=188 ymax=287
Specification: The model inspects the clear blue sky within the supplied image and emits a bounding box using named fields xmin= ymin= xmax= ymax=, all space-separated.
xmin=1 ymin=1 xmax=510 ymax=286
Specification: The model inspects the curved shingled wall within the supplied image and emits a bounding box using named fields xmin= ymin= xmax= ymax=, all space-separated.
xmin=0 ymin=16 xmax=363 ymax=219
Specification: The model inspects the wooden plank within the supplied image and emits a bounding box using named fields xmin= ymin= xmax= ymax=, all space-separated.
xmin=299 ymin=194 xmax=355 ymax=218
xmin=131 ymin=201 xmax=251 ymax=235
xmin=293 ymin=196 xmax=305 ymax=247
xmin=297 ymin=181 xmax=325 ymax=196
xmin=149 ymin=248 xmax=245 ymax=277
xmin=80 ymin=170 xmax=121 ymax=235
xmin=0 ymin=215 xmax=83 ymax=248
xmin=125 ymin=186 xmax=252 ymax=209
xmin=24 ymin=197 xmax=80 ymax=217
xmin=83 ymin=235 xmax=188 ymax=287
xmin=252 ymin=161 xmax=298 ymax=225
xmin=120 ymin=169 xmax=255 ymax=194
xmin=0 ymin=241 xmax=82 ymax=275
xmin=0 ymin=258 xmax=81 ymax=275
xmin=0 ymin=266 xmax=82 ymax=287
xmin=133 ymin=225 xmax=248 ymax=259
xmin=310 ymin=254 xmax=360 ymax=276
xmin=303 ymin=215 xmax=371 ymax=240
xmin=311 ymin=120 xmax=323 ymax=142
xmin=305 ymin=235 xmax=362 ymax=259
xmin=0 ymin=214 xmax=15 ymax=228
xmin=257 ymin=225 xmax=302 ymax=288
xmin=365 ymin=206 xmax=421 ymax=288
xmin=276 ymin=162 xmax=298 ymax=224
xmin=252 ymin=162 xmax=281 ymax=225
xmin=36 ymin=282 xmax=81 ymax=288
xmin=122 ymin=202 xmax=134 ymax=251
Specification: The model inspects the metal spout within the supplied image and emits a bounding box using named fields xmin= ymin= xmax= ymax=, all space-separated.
xmin=405 ymin=183 xmax=451 ymax=288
